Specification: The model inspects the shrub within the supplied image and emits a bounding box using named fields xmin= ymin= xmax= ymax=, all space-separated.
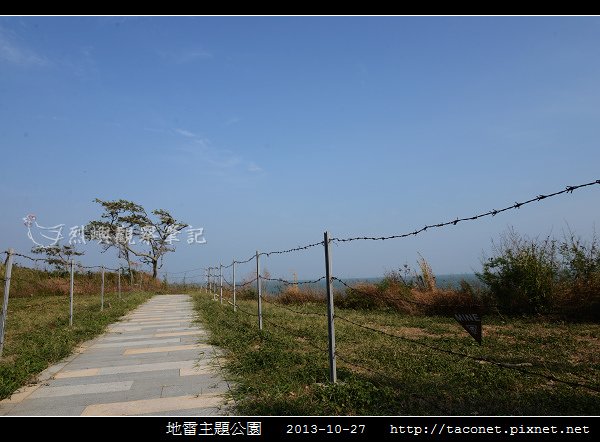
xmin=478 ymin=228 xmax=558 ymax=314
xmin=236 ymin=287 xmax=257 ymax=300
xmin=558 ymin=228 xmax=600 ymax=283
xmin=554 ymin=229 xmax=600 ymax=320
xmin=335 ymin=283 xmax=384 ymax=310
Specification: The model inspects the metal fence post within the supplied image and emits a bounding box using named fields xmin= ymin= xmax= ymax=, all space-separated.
xmin=118 ymin=268 xmax=122 ymax=300
xmin=101 ymin=265 xmax=105 ymax=311
xmin=213 ymin=267 xmax=217 ymax=301
xmin=69 ymin=259 xmax=74 ymax=327
xmin=207 ymin=268 xmax=211 ymax=298
xmin=210 ymin=267 xmax=216 ymax=301
xmin=324 ymin=231 xmax=337 ymax=383
xmin=219 ymin=263 xmax=223 ymax=305
xmin=0 ymin=249 xmax=14 ymax=357
xmin=232 ymin=260 xmax=237 ymax=312
xmin=256 ymin=251 xmax=263 ymax=330
xmin=207 ymin=268 xmax=210 ymax=294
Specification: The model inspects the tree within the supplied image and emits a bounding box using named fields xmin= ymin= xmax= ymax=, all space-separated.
xmin=87 ymin=199 xmax=187 ymax=279
xmin=31 ymin=244 xmax=84 ymax=273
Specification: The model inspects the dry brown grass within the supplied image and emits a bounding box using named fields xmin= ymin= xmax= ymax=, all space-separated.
xmin=411 ymin=287 xmax=488 ymax=315
xmin=4 ymin=265 xmax=165 ymax=298
xmin=276 ymin=284 xmax=325 ymax=304
xmin=416 ymin=253 xmax=436 ymax=292
xmin=552 ymin=278 xmax=600 ymax=321
xmin=333 ymin=281 xmax=488 ymax=315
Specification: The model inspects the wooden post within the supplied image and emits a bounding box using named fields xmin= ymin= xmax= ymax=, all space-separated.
xmin=0 ymin=249 xmax=14 ymax=357
xmin=324 ymin=231 xmax=337 ymax=383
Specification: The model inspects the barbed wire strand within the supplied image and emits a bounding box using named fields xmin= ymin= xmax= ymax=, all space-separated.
xmin=332 ymin=179 xmax=600 ymax=243
xmin=11 ymin=252 xmax=48 ymax=263
xmin=262 ymin=241 xmax=325 ymax=257
xmin=219 ymin=298 xmax=330 ymax=353
xmin=227 ymin=302 xmax=259 ymax=318
xmin=236 ymin=277 xmax=258 ymax=288
xmin=157 ymin=266 xmax=204 ymax=275
xmin=6 ymin=251 xmax=122 ymax=273
xmin=261 ymin=275 xmax=327 ymax=286
xmin=334 ymin=314 xmax=599 ymax=393
xmin=166 ymin=271 xmax=205 ymax=280
xmin=234 ymin=255 xmax=256 ymax=265
xmin=214 ymin=240 xmax=326 ymax=273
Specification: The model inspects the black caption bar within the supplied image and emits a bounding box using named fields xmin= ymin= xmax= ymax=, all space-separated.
xmin=1 ymin=416 xmax=596 ymax=441
xmin=156 ymin=417 xmax=596 ymax=441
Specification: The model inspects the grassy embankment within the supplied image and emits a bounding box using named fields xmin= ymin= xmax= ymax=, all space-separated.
xmin=194 ymin=292 xmax=599 ymax=415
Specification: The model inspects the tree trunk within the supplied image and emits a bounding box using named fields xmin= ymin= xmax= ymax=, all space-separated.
xmin=152 ymin=260 xmax=158 ymax=279
xmin=127 ymin=257 xmax=133 ymax=285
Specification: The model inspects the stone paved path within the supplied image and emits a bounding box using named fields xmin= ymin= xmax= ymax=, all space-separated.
xmin=0 ymin=294 xmax=231 ymax=416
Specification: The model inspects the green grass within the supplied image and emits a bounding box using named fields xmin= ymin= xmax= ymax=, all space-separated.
xmin=193 ymin=293 xmax=599 ymax=415
xmin=0 ymin=290 xmax=154 ymax=400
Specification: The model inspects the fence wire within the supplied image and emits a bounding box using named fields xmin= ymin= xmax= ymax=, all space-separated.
xmin=334 ymin=313 xmax=599 ymax=393
xmin=206 ymin=179 xmax=599 ymax=270
xmin=261 ymin=276 xmax=326 ymax=286
xmin=332 ymin=179 xmax=600 ymax=243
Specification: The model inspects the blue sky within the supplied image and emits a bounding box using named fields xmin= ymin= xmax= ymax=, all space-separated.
xmin=1 ymin=16 xmax=600 ymax=283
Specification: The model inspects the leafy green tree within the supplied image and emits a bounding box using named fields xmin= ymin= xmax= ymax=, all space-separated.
xmin=31 ymin=244 xmax=84 ymax=273
xmin=87 ymin=199 xmax=187 ymax=279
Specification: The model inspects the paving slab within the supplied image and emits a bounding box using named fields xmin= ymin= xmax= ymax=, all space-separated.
xmin=0 ymin=294 xmax=232 ymax=416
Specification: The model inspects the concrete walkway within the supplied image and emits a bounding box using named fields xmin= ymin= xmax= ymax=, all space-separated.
xmin=0 ymin=294 xmax=232 ymax=416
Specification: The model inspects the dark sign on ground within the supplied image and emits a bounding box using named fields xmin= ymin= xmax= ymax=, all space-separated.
xmin=454 ymin=312 xmax=482 ymax=344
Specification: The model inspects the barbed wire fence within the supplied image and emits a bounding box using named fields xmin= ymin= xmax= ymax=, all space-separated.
xmin=0 ymin=248 xmax=136 ymax=357
xmin=203 ymin=179 xmax=600 ymax=396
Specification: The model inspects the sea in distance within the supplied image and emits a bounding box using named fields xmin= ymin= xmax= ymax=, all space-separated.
xmin=258 ymin=273 xmax=482 ymax=294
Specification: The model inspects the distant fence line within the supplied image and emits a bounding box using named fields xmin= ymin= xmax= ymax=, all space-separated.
xmin=0 ymin=249 xmax=129 ymax=357
xmin=203 ymin=179 xmax=600 ymax=392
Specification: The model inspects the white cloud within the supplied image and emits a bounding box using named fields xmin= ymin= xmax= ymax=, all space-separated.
xmin=223 ymin=116 xmax=242 ymax=127
xmin=247 ymin=162 xmax=263 ymax=173
xmin=0 ymin=29 xmax=47 ymax=67
xmin=168 ymin=126 xmax=263 ymax=176
xmin=174 ymin=128 xmax=197 ymax=138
